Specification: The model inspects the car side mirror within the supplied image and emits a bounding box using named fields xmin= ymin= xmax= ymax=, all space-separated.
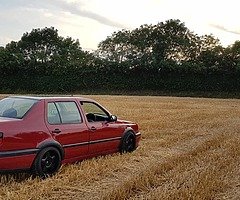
xmin=109 ymin=115 xmax=117 ymax=122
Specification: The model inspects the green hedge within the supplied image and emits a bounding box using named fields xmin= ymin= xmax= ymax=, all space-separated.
xmin=1 ymin=71 xmax=239 ymax=95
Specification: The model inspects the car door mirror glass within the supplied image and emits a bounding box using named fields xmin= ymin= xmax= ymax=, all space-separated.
xmin=110 ymin=115 xmax=117 ymax=122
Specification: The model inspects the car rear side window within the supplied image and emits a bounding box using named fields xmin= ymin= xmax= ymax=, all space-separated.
xmin=0 ymin=97 xmax=38 ymax=119
xmin=47 ymin=102 xmax=82 ymax=124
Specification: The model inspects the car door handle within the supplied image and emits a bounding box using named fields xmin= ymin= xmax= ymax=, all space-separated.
xmin=90 ymin=126 xmax=96 ymax=131
xmin=52 ymin=128 xmax=61 ymax=134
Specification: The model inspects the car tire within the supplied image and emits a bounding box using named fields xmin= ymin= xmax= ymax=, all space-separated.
xmin=33 ymin=147 xmax=61 ymax=178
xmin=120 ymin=131 xmax=136 ymax=153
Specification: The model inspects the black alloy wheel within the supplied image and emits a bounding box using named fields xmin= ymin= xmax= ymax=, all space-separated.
xmin=121 ymin=132 xmax=135 ymax=153
xmin=33 ymin=147 xmax=61 ymax=178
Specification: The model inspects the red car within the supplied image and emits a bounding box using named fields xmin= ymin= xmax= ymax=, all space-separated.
xmin=0 ymin=96 xmax=141 ymax=177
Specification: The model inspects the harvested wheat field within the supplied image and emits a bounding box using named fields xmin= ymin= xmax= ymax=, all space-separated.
xmin=0 ymin=95 xmax=240 ymax=200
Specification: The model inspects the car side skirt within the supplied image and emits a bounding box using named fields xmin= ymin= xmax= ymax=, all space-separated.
xmin=62 ymin=136 xmax=122 ymax=148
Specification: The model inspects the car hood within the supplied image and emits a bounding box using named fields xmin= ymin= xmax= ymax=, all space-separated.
xmin=116 ymin=119 xmax=134 ymax=124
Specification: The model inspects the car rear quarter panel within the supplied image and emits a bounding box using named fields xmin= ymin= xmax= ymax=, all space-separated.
xmin=0 ymin=100 xmax=53 ymax=170
xmin=0 ymin=155 xmax=36 ymax=171
xmin=0 ymin=100 xmax=51 ymax=151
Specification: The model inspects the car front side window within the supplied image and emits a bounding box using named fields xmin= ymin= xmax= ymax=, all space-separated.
xmin=80 ymin=101 xmax=109 ymax=122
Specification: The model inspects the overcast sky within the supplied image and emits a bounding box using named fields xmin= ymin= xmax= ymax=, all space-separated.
xmin=0 ymin=0 xmax=240 ymax=50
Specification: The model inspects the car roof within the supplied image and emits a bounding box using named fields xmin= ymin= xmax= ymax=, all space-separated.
xmin=8 ymin=95 xmax=94 ymax=102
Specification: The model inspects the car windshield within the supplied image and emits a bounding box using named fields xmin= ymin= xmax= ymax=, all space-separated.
xmin=0 ymin=97 xmax=38 ymax=119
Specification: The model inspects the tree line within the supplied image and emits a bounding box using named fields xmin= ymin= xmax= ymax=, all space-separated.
xmin=0 ymin=19 xmax=240 ymax=95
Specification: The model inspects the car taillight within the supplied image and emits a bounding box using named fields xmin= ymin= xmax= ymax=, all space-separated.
xmin=0 ymin=132 xmax=3 ymax=139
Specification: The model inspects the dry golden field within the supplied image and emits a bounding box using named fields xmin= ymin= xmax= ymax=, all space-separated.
xmin=0 ymin=95 xmax=239 ymax=200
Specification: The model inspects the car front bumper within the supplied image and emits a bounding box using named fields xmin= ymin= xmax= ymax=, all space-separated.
xmin=135 ymin=132 xmax=141 ymax=148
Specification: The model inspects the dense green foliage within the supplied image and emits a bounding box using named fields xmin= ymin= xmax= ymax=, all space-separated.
xmin=0 ymin=20 xmax=240 ymax=95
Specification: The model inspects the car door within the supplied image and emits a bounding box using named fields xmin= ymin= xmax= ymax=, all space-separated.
xmin=45 ymin=100 xmax=89 ymax=161
xmin=80 ymin=101 xmax=124 ymax=155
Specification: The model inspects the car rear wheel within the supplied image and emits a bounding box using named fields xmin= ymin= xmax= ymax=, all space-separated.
xmin=120 ymin=132 xmax=136 ymax=153
xmin=33 ymin=147 xmax=61 ymax=178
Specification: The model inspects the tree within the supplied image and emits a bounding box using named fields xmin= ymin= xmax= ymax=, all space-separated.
xmin=97 ymin=19 xmax=200 ymax=71
xmin=150 ymin=19 xmax=194 ymax=64
xmin=0 ymin=45 xmax=25 ymax=75
xmin=230 ymin=41 xmax=240 ymax=63
xmin=218 ymin=41 xmax=240 ymax=73
xmin=97 ymin=30 xmax=133 ymax=63
xmin=18 ymin=27 xmax=60 ymax=63
xmin=4 ymin=27 xmax=88 ymax=75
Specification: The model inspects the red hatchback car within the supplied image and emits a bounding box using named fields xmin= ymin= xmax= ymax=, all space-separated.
xmin=0 ymin=96 xmax=141 ymax=177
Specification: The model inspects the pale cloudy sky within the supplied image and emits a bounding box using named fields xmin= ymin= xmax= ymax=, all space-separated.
xmin=0 ymin=0 xmax=240 ymax=50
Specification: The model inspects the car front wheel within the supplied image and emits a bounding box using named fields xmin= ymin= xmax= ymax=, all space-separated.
xmin=33 ymin=147 xmax=61 ymax=178
xmin=120 ymin=132 xmax=136 ymax=153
